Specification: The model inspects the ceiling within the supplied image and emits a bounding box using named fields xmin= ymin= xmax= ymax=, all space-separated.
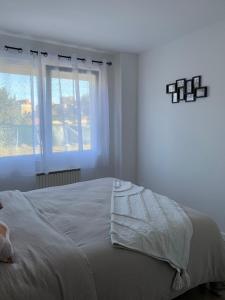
xmin=0 ymin=0 xmax=225 ymax=53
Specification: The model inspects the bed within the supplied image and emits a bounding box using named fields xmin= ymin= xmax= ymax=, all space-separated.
xmin=0 ymin=177 xmax=224 ymax=300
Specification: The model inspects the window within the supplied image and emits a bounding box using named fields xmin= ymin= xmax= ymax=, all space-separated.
xmin=0 ymin=63 xmax=98 ymax=158
xmin=0 ymin=53 xmax=109 ymax=177
xmin=47 ymin=66 xmax=97 ymax=154
xmin=0 ymin=61 xmax=40 ymax=157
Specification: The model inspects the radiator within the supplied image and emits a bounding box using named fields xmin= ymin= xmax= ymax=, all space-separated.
xmin=36 ymin=169 xmax=80 ymax=189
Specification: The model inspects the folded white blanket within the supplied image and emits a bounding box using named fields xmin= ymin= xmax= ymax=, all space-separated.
xmin=111 ymin=180 xmax=193 ymax=290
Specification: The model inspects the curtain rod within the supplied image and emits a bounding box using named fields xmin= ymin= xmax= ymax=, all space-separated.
xmin=4 ymin=45 xmax=112 ymax=66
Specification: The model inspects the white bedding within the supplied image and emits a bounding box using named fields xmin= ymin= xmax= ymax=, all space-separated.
xmin=111 ymin=180 xmax=193 ymax=290
xmin=0 ymin=177 xmax=224 ymax=300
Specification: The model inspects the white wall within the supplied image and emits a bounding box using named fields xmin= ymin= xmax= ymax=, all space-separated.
xmin=0 ymin=34 xmax=138 ymax=191
xmin=113 ymin=53 xmax=138 ymax=182
xmin=137 ymin=21 xmax=225 ymax=231
xmin=120 ymin=54 xmax=138 ymax=182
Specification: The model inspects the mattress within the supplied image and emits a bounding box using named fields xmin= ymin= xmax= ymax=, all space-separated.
xmin=0 ymin=177 xmax=224 ymax=300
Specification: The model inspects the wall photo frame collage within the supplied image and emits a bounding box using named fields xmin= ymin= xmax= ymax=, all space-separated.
xmin=166 ymin=76 xmax=208 ymax=104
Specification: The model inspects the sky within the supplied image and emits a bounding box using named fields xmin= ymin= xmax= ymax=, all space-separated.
xmin=0 ymin=73 xmax=89 ymax=104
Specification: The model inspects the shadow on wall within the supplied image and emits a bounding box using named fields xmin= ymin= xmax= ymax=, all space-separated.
xmin=0 ymin=175 xmax=36 ymax=192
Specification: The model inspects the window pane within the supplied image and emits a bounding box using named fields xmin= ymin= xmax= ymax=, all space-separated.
xmin=0 ymin=61 xmax=40 ymax=157
xmin=49 ymin=68 xmax=95 ymax=153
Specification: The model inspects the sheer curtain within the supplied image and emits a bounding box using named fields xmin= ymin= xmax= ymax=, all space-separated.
xmin=0 ymin=50 xmax=109 ymax=181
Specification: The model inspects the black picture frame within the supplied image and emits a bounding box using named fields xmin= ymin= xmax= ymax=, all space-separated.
xmin=185 ymin=93 xmax=196 ymax=102
xmin=176 ymin=78 xmax=186 ymax=88
xmin=192 ymin=76 xmax=201 ymax=89
xmin=178 ymin=87 xmax=186 ymax=101
xmin=172 ymin=92 xmax=179 ymax=103
xmin=166 ymin=83 xmax=176 ymax=94
xmin=195 ymin=86 xmax=208 ymax=98
xmin=186 ymin=79 xmax=193 ymax=94
xmin=167 ymin=75 xmax=208 ymax=104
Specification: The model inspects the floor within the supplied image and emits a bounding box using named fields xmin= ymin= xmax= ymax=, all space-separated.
xmin=176 ymin=285 xmax=225 ymax=300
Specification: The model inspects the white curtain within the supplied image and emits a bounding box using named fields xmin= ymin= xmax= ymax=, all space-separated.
xmin=0 ymin=50 xmax=109 ymax=181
